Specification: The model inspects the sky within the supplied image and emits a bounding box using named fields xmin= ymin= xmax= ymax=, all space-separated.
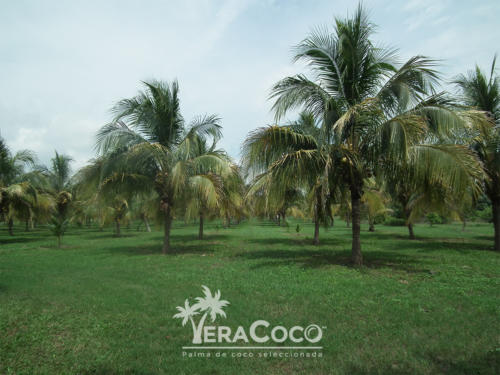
xmin=0 ymin=0 xmax=499 ymax=171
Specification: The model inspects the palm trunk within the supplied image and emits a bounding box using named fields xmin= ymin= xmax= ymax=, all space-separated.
xmin=8 ymin=218 xmax=13 ymax=236
xmin=313 ymin=189 xmax=321 ymax=245
xmin=493 ymin=199 xmax=500 ymax=252
xmin=351 ymin=186 xmax=363 ymax=266
xmin=408 ymin=223 xmax=416 ymax=239
xmin=313 ymin=219 xmax=320 ymax=245
xmin=404 ymin=204 xmax=416 ymax=240
xmin=143 ymin=215 xmax=151 ymax=232
xmin=162 ymin=203 xmax=173 ymax=254
xmin=115 ymin=219 xmax=121 ymax=237
xmin=198 ymin=212 xmax=204 ymax=240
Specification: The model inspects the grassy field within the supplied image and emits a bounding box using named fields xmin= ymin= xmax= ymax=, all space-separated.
xmin=0 ymin=220 xmax=499 ymax=374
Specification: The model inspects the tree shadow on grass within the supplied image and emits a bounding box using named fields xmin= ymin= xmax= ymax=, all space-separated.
xmin=237 ymin=248 xmax=433 ymax=273
xmin=356 ymin=232 xmax=494 ymax=253
xmin=244 ymin=236 xmax=345 ymax=248
xmin=0 ymin=236 xmax=44 ymax=245
xmin=98 ymin=233 xmax=229 ymax=256
xmin=101 ymin=243 xmax=217 ymax=256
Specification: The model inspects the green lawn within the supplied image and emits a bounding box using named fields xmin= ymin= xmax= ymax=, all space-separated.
xmin=0 ymin=220 xmax=499 ymax=374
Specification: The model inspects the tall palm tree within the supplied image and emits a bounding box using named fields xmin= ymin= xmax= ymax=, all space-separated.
xmin=455 ymin=56 xmax=500 ymax=251
xmin=245 ymin=5 xmax=486 ymax=265
xmin=96 ymin=80 xmax=222 ymax=253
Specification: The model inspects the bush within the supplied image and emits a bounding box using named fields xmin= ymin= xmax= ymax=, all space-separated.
xmin=384 ymin=217 xmax=406 ymax=226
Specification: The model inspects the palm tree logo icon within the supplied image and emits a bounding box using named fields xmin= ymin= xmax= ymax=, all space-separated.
xmin=173 ymin=285 xmax=229 ymax=344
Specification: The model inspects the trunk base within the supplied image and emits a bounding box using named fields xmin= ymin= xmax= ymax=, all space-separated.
xmin=351 ymin=187 xmax=363 ymax=265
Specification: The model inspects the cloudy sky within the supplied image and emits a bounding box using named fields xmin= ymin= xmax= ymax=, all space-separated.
xmin=1 ymin=0 xmax=498 ymax=171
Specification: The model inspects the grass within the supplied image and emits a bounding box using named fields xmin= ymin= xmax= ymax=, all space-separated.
xmin=0 ymin=219 xmax=499 ymax=374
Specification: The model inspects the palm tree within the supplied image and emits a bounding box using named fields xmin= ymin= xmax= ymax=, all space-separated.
xmin=0 ymin=182 xmax=37 ymax=235
xmin=179 ymin=136 xmax=235 ymax=240
xmin=96 ymin=80 xmax=222 ymax=253
xmin=0 ymin=137 xmax=38 ymax=234
xmin=31 ymin=151 xmax=74 ymax=221
xmin=455 ymin=57 xmax=500 ymax=251
xmin=247 ymin=5 xmax=486 ymax=265
xmin=244 ymin=111 xmax=338 ymax=245
xmin=0 ymin=137 xmax=36 ymax=187
xmin=361 ymin=181 xmax=390 ymax=232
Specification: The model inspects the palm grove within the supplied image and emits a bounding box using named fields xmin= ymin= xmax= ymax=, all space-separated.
xmin=1 ymin=7 xmax=499 ymax=265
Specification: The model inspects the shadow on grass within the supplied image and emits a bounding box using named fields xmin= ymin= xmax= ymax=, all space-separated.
xmin=83 ymin=232 xmax=140 ymax=240
xmin=427 ymin=349 xmax=499 ymax=375
xmin=237 ymin=248 xmax=432 ymax=273
xmin=357 ymin=232 xmax=493 ymax=253
xmin=0 ymin=236 xmax=44 ymax=245
xmin=98 ymin=233 xmax=229 ymax=256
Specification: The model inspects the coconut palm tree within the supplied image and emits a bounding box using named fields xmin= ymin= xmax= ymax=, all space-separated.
xmin=179 ymin=136 xmax=235 ymax=240
xmin=95 ymin=80 xmax=222 ymax=253
xmin=0 ymin=137 xmax=39 ymax=234
xmin=361 ymin=181 xmax=390 ymax=232
xmin=454 ymin=57 xmax=500 ymax=251
xmin=247 ymin=5 xmax=487 ymax=264
xmin=244 ymin=111 xmax=339 ymax=245
xmin=0 ymin=182 xmax=37 ymax=235
xmin=0 ymin=137 xmax=36 ymax=187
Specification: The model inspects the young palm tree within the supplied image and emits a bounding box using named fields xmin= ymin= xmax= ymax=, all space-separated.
xmin=361 ymin=181 xmax=390 ymax=232
xmin=32 ymin=151 xmax=74 ymax=221
xmin=179 ymin=136 xmax=233 ymax=240
xmin=244 ymin=111 xmax=337 ymax=245
xmin=245 ymin=6 xmax=486 ymax=265
xmin=455 ymin=57 xmax=500 ymax=251
xmin=96 ymin=80 xmax=222 ymax=253
xmin=0 ymin=137 xmax=39 ymax=234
